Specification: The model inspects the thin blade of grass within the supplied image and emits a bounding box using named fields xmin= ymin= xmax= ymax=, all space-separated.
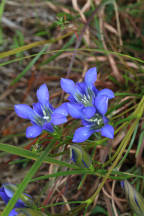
xmin=1 ymin=139 xmax=55 ymax=215
xmin=10 ymin=45 xmax=48 ymax=85
xmin=0 ymin=143 xmax=76 ymax=169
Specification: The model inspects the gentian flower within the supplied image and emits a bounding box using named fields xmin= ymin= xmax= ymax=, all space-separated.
xmin=72 ymin=113 xmax=114 ymax=143
xmin=70 ymin=144 xmax=94 ymax=170
xmin=61 ymin=67 xmax=98 ymax=118
xmin=14 ymin=84 xmax=68 ymax=138
xmin=121 ymin=180 xmax=144 ymax=215
xmin=0 ymin=184 xmax=33 ymax=216
xmin=61 ymin=67 xmax=114 ymax=142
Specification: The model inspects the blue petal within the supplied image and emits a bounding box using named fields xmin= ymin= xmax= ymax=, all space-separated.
xmin=101 ymin=124 xmax=114 ymax=139
xmin=81 ymin=119 xmax=89 ymax=126
xmin=53 ymin=103 xmax=68 ymax=116
xmin=43 ymin=122 xmax=54 ymax=132
xmin=51 ymin=113 xmax=67 ymax=125
xmin=60 ymin=78 xmax=76 ymax=95
xmin=14 ymin=104 xmax=35 ymax=121
xmin=76 ymin=82 xmax=85 ymax=94
xmin=67 ymin=95 xmax=76 ymax=103
xmin=83 ymin=106 xmax=96 ymax=119
xmin=72 ymin=127 xmax=94 ymax=143
xmin=95 ymin=95 xmax=108 ymax=115
xmin=36 ymin=84 xmax=49 ymax=107
xmin=3 ymin=184 xmax=14 ymax=198
xmin=92 ymin=86 xmax=99 ymax=96
xmin=71 ymin=149 xmax=77 ymax=163
xmin=98 ymin=88 xmax=114 ymax=99
xmin=120 ymin=181 xmax=124 ymax=189
xmin=33 ymin=102 xmax=43 ymax=116
xmin=9 ymin=209 xmax=18 ymax=216
xmin=0 ymin=187 xmax=9 ymax=204
xmin=84 ymin=67 xmax=97 ymax=87
xmin=15 ymin=200 xmax=25 ymax=208
xmin=26 ymin=125 xmax=42 ymax=138
xmin=67 ymin=103 xmax=83 ymax=119
xmin=103 ymin=116 xmax=109 ymax=124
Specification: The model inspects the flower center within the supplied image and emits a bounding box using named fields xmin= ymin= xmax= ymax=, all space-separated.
xmin=34 ymin=106 xmax=52 ymax=126
xmin=75 ymin=88 xmax=94 ymax=107
xmin=87 ymin=113 xmax=104 ymax=130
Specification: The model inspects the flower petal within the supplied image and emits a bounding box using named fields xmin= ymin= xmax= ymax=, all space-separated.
xmin=33 ymin=102 xmax=43 ymax=116
xmin=9 ymin=209 xmax=18 ymax=216
xmin=26 ymin=125 xmax=42 ymax=138
xmin=51 ymin=113 xmax=67 ymax=125
xmin=67 ymin=103 xmax=83 ymax=119
xmin=60 ymin=78 xmax=76 ymax=95
xmin=3 ymin=184 xmax=14 ymax=198
xmin=53 ymin=103 xmax=68 ymax=116
xmin=101 ymin=124 xmax=114 ymax=139
xmin=36 ymin=83 xmax=49 ymax=107
xmin=103 ymin=116 xmax=109 ymax=124
xmin=76 ymin=82 xmax=85 ymax=94
xmin=72 ymin=127 xmax=94 ymax=143
xmin=83 ymin=106 xmax=96 ymax=119
xmin=95 ymin=95 xmax=108 ymax=115
xmin=98 ymin=88 xmax=114 ymax=99
xmin=14 ymin=104 xmax=35 ymax=121
xmin=0 ymin=187 xmax=9 ymax=204
xmin=42 ymin=122 xmax=54 ymax=132
xmin=84 ymin=67 xmax=97 ymax=87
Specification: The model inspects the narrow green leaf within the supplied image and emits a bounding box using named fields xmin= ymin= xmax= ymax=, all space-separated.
xmin=1 ymin=140 xmax=55 ymax=215
xmin=0 ymin=143 xmax=76 ymax=169
xmin=40 ymin=34 xmax=75 ymax=66
xmin=10 ymin=45 xmax=48 ymax=85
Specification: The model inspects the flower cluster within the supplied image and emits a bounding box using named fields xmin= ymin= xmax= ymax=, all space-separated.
xmin=61 ymin=67 xmax=114 ymax=142
xmin=15 ymin=67 xmax=114 ymax=142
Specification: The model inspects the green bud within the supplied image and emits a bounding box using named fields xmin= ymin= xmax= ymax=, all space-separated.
xmin=70 ymin=144 xmax=94 ymax=171
xmin=121 ymin=180 xmax=144 ymax=215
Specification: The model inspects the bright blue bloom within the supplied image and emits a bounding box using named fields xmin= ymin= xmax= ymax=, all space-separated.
xmin=61 ymin=67 xmax=98 ymax=118
xmin=61 ymin=67 xmax=114 ymax=118
xmin=14 ymin=84 xmax=68 ymax=138
xmin=61 ymin=67 xmax=114 ymax=142
xmin=72 ymin=113 xmax=114 ymax=142
xmin=0 ymin=184 xmax=32 ymax=216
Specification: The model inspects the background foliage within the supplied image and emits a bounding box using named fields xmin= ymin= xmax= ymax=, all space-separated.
xmin=0 ymin=0 xmax=144 ymax=215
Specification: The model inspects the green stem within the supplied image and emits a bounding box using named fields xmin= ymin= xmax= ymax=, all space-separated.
xmin=85 ymin=97 xmax=144 ymax=205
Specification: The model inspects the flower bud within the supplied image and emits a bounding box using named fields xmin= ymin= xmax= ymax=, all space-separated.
xmin=0 ymin=184 xmax=33 ymax=207
xmin=121 ymin=180 xmax=144 ymax=215
xmin=70 ymin=144 xmax=94 ymax=170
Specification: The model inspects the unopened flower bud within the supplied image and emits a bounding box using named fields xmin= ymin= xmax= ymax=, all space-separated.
xmin=121 ymin=180 xmax=144 ymax=215
xmin=70 ymin=144 xmax=94 ymax=170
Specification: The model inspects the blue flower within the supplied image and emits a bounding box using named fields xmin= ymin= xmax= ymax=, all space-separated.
xmin=61 ymin=68 xmax=98 ymax=116
xmin=0 ymin=184 xmax=32 ymax=216
xmin=61 ymin=67 xmax=114 ymax=142
xmin=72 ymin=113 xmax=114 ymax=142
xmin=14 ymin=84 xmax=68 ymax=138
xmin=61 ymin=68 xmax=114 ymax=117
